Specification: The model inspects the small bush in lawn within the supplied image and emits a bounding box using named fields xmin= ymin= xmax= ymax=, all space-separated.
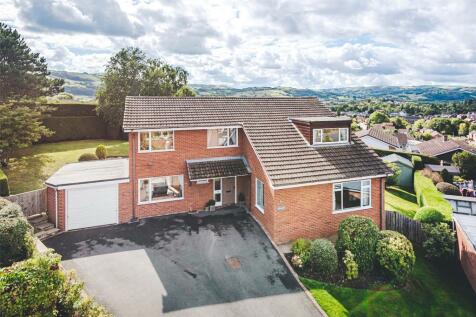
xmin=343 ymin=250 xmax=358 ymax=280
xmin=413 ymin=206 xmax=445 ymax=224
xmin=376 ymin=230 xmax=415 ymax=285
xmin=95 ymin=144 xmax=107 ymax=160
xmin=78 ymin=153 xmax=98 ymax=162
xmin=436 ymin=182 xmax=461 ymax=196
xmin=0 ymin=198 xmax=11 ymax=210
xmin=335 ymin=216 xmax=379 ymax=273
xmin=0 ymin=203 xmax=35 ymax=267
xmin=412 ymin=155 xmax=423 ymax=170
xmin=422 ymin=222 xmax=456 ymax=260
xmin=307 ymin=239 xmax=338 ymax=279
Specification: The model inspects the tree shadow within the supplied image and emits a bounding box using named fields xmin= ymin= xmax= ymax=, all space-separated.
xmin=4 ymin=154 xmax=53 ymax=194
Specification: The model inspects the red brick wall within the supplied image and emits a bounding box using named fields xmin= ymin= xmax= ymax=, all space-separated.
xmin=272 ymin=177 xmax=384 ymax=244
xmin=129 ymin=129 xmax=246 ymax=218
xmin=455 ymin=220 xmax=476 ymax=293
xmin=119 ymin=182 xmax=133 ymax=223
xmin=46 ymin=187 xmax=57 ymax=226
xmin=57 ymin=190 xmax=65 ymax=231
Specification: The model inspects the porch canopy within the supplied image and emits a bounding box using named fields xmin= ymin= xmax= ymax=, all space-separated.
xmin=186 ymin=156 xmax=251 ymax=181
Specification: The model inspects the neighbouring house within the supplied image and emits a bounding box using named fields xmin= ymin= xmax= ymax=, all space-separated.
xmin=417 ymin=139 xmax=476 ymax=162
xmin=424 ymin=164 xmax=460 ymax=176
xmin=356 ymin=126 xmax=408 ymax=151
xmin=468 ymin=130 xmax=476 ymax=143
xmin=421 ymin=128 xmax=444 ymax=141
xmin=381 ymin=154 xmax=413 ymax=188
xmin=45 ymin=97 xmax=390 ymax=244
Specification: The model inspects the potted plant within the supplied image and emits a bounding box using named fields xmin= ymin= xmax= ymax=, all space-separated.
xmin=206 ymin=199 xmax=216 ymax=212
xmin=238 ymin=192 xmax=245 ymax=206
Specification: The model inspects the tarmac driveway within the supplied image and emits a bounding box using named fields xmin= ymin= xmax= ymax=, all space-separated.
xmin=45 ymin=210 xmax=320 ymax=317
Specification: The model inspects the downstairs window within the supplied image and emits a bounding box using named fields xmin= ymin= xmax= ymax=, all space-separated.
xmin=333 ymin=179 xmax=371 ymax=212
xmin=139 ymin=175 xmax=183 ymax=203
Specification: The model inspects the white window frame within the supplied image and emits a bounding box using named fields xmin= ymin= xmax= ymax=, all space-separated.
xmin=207 ymin=128 xmax=239 ymax=149
xmin=255 ymin=178 xmax=265 ymax=213
xmin=332 ymin=179 xmax=371 ymax=213
xmin=138 ymin=175 xmax=184 ymax=205
xmin=313 ymin=128 xmax=349 ymax=145
xmin=138 ymin=130 xmax=175 ymax=153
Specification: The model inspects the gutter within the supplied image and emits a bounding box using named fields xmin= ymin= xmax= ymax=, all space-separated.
xmin=131 ymin=132 xmax=137 ymax=221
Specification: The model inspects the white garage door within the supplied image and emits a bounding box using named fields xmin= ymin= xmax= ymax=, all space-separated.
xmin=67 ymin=184 xmax=118 ymax=230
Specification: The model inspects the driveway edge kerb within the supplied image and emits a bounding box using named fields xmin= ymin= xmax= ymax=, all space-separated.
xmin=248 ymin=213 xmax=328 ymax=317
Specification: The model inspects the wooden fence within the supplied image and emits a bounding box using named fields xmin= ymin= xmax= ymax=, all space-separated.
xmin=5 ymin=188 xmax=47 ymax=218
xmin=385 ymin=210 xmax=425 ymax=244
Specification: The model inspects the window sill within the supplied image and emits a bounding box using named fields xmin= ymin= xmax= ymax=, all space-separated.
xmin=255 ymin=204 xmax=264 ymax=214
xmin=332 ymin=205 xmax=372 ymax=214
xmin=207 ymin=145 xmax=239 ymax=149
xmin=138 ymin=197 xmax=184 ymax=205
xmin=312 ymin=142 xmax=350 ymax=146
xmin=138 ymin=149 xmax=175 ymax=154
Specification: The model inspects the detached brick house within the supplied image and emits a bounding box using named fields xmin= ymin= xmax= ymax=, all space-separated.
xmin=46 ymin=97 xmax=390 ymax=244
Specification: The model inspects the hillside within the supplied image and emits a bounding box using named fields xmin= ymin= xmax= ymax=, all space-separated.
xmin=50 ymin=70 xmax=476 ymax=103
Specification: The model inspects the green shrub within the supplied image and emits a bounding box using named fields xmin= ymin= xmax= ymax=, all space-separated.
xmin=414 ymin=171 xmax=452 ymax=221
xmin=335 ymin=216 xmax=379 ymax=273
xmin=343 ymin=250 xmax=358 ymax=280
xmin=78 ymin=153 xmax=98 ymax=162
xmin=436 ymin=182 xmax=461 ymax=196
xmin=412 ymin=155 xmax=424 ymax=170
xmin=413 ymin=207 xmax=446 ymax=224
xmin=385 ymin=161 xmax=401 ymax=186
xmin=422 ymin=223 xmax=456 ymax=260
xmin=0 ymin=251 xmax=111 ymax=316
xmin=291 ymin=238 xmax=311 ymax=256
xmin=0 ymin=198 xmax=11 ymax=210
xmin=376 ymin=230 xmax=415 ymax=285
xmin=42 ymin=115 xmax=107 ymax=142
xmin=0 ymin=169 xmax=9 ymax=197
xmin=0 ymin=203 xmax=34 ymax=267
xmin=440 ymin=168 xmax=453 ymax=183
xmin=430 ymin=172 xmax=443 ymax=185
xmin=307 ymin=239 xmax=338 ymax=279
xmin=95 ymin=144 xmax=107 ymax=160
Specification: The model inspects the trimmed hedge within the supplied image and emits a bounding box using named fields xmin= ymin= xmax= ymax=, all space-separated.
xmin=374 ymin=148 xmax=439 ymax=165
xmin=412 ymin=155 xmax=424 ymax=170
xmin=307 ymin=239 xmax=338 ymax=278
xmin=42 ymin=116 xmax=107 ymax=142
xmin=414 ymin=171 xmax=452 ymax=221
xmin=95 ymin=144 xmax=107 ymax=160
xmin=414 ymin=207 xmax=446 ymax=223
xmin=47 ymin=103 xmax=97 ymax=117
xmin=0 ymin=203 xmax=34 ymax=267
xmin=376 ymin=230 xmax=415 ymax=285
xmin=0 ymin=169 xmax=9 ymax=197
xmin=436 ymin=182 xmax=461 ymax=196
xmin=335 ymin=216 xmax=379 ymax=273
xmin=422 ymin=223 xmax=456 ymax=260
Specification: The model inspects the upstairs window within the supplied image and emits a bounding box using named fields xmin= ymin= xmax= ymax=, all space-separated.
xmin=313 ymin=128 xmax=349 ymax=144
xmin=139 ymin=131 xmax=174 ymax=152
xmin=207 ymin=128 xmax=238 ymax=148
xmin=333 ymin=179 xmax=371 ymax=212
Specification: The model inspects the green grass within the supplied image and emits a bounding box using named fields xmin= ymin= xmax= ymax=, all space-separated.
xmin=385 ymin=186 xmax=419 ymax=218
xmin=4 ymin=140 xmax=129 ymax=194
xmin=301 ymin=253 xmax=476 ymax=317
xmin=414 ymin=171 xmax=453 ymax=221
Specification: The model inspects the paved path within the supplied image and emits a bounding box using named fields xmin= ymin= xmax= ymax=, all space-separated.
xmin=45 ymin=212 xmax=321 ymax=317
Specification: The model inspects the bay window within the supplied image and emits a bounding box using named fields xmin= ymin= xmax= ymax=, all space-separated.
xmin=207 ymin=128 xmax=238 ymax=148
xmin=139 ymin=130 xmax=174 ymax=152
xmin=333 ymin=179 xmax=371 ymax=212
xmin=313 ymin=128 xmax=349 ymax=144
xmin=139 ymin=175 xmax=183 ymax=203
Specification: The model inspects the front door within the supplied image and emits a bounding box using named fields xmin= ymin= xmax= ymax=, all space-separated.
xmin=213 ymin=178 xmax=222 ymax=207
xmin=222 ymin=177 xmax=236 ymax=206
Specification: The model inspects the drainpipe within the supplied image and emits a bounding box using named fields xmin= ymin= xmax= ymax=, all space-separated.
xmin=131 ymin=132 xmax=137 ymax=221
xmin=55 ymin=188 xmax=58 ymax=229
xmin=380 ymin=177 xmax=384 ymax=229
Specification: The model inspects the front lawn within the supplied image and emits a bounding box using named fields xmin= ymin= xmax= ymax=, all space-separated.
xmin=4 ymin=140 xmax=128 ymax=194
xmin=385 ymin=186 xmax=419 ymax=218
xmin=301 ymin=253 xmax=476 ymax=317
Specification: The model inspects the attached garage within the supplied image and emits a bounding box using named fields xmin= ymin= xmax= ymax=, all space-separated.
xmin=45 ymin=159 xmax=129 ymax=231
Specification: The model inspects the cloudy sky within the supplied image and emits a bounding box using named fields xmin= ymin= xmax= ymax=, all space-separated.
xmin=1 ymin=0 xmax=475 ymax=88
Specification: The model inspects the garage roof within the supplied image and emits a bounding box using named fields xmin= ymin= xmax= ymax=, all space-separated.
xmin=45 ymin=159 xmax=129 ymax=187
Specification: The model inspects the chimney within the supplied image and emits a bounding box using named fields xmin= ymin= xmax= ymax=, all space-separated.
xmin=440 ymin=160 xmax=444 ymax=166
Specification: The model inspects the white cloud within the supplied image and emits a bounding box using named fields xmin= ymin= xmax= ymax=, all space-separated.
xmin=1 ymin=0 xmax=475 ymax=88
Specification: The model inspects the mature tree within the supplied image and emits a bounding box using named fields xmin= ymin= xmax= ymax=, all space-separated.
xmin=0 ymin=23 xmax=63 ymax=102
xmin=368 ymin=111 xmax=390 ymax=125
xmin=452 ymin=151 xmax=476 ymax=180
xmin=96 ymin=47 xmax=191 ymax=128
xmin=421 ymin=132 xmax=433 ymax=141
xmin=458 ymin=122 xmax=469 ymax=136
xmin=412 ymin=119 xmax=426 ymax=131
xmin=470 ymin=122 xmax=476 ymax=132
xmin=0 ymin=102 xmax=52 ymax=166
xmin=390 ymin=116 xmax=409 ymax=129
xmin=425 ymin=118 xmax=453 ymax=135
xmin=175 ymin=86 xmax=196 ymax=97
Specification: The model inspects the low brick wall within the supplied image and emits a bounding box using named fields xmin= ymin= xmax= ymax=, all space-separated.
xmin=455 ymin=219 xmax=476 ymax=293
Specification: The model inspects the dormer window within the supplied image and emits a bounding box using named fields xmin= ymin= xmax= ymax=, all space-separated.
xmin=313 ymin=128 xmax=349 ymax=144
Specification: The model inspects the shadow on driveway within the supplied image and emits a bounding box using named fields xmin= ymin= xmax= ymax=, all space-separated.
xmin=45 ymin=210 xmax=319 ymax=317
